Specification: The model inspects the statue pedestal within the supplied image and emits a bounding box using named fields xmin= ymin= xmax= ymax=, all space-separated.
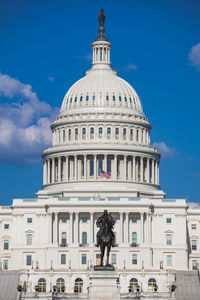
xmin=89 ymin=271 xmax=120 ymax=300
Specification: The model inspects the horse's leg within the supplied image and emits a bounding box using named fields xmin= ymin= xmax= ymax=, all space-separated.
xmin=100 ymin=245 xmax=105 ymax=266
xmin=107 ymin=245 xmax=111 ymax=266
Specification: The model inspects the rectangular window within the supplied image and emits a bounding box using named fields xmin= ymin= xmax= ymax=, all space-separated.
xmin=26 ymin=255 xmax=32 ymax=266
xmin=166 ymin=218 xmax=172 ymax=223
xmin=27 ymin=234 xmax=32 ymax=245
xmin=4 ymin=240 xmax=9 ymax=250
xmin=132 ymin=217 xmax=137 ymax=223
xmin=27 ymin=218 xmax=32 ymax=223
xmin=82 ymin=217 xmax=87 ymax=223
xmin=3 ymin=260 xmax=8 ymax=270
xmin=192 ymin=240 xmax=197 ymax=250
xmin=61 ymin=254 xmax=66 ymax=265
xmin=82 ymin=254 xmax=87 ymax=265
xmin=111 ymin=254 xmax=116 ymax=265
xmin=166 ymin=234 xmax=172 ymax=245
xmin=132 ymin=254 xmax=137 ymax=265
xmin=89 ymin=159 xmax=94 ymax=176
xmin=192 ymin=224 xmax=196 ymax=229
xmin=61 ymin=217 xmax=67 ymax=223
xmin=167 ymin=255 xmax=172 ymax=266
xmin=4 ymin=224 xmax=9 ymax=229
xmin=192 ymin=260 xmax=198 ymax=270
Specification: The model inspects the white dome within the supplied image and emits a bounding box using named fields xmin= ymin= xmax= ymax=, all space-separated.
xmin=60 ymin=69 xmax=143 ymax=116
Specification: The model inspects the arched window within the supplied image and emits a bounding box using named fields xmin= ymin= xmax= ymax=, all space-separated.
xmin=86 ymin=95 xmax=89 ymax=102
xmin=124 ymin=96 xmax=127 ymax=103
xmin=90 ymin=158 xmax=94 ymax=176
xmin=113 ymin=95 xmax=116 ymax=101
xmin=106 ymin=95 xmax=109 ymax=101
xmin=38 ymin=278 xmax=46 ymax=292
xmin=98 ymin=158 xmax=103 ymax=176
xmin=75 ymin=96 xmax=77 ymax=103
xmin=136 ymin=129 xmax=139 ymax=142
xmin=82 ymin=128 xmax=86 ymax=140
xmin=70 ymin=97 xmax=72 ymax=103
xmin=119 ymin=95 xmax=122 ymax=102
xmin=75 ymin=128 xmax=78 ymax=140
xmin=68 ymin=129 xmax=71 ymax=141
xmin=99 ymin=127 xmax=103 ymax=139
xmin=61 ymin=232 xmax=67 ymax=246
xmin=115 ymin=128 xmax=119 ymax=139
xmin=123 ymin=128 xmax=127 ymax=140
xmin=130 ymin=129 xmax=133 ymax=141
xmin=56 ymin=278 xmax=65 ymax=293
xmin=74 ymin=278 xmax=83 ymax=294
xmin=129 ymin=278 xmax=138 ymax=292
xmin=148 ymin=278 xmax=157 ymax=291
xmin=80 ymin=96 xmax=83 ymax=102
xmin=132 ymin=232 xmax=137 ymax=246
xmin=107 ymin=127 xmax=111 ymax=139
xmin=129 ymin=97 xmax=132 ymax=104
xmin=82 ymin=232 xmax=87 ymax=245
xmin=90 ymin=128 xmax=94 ymax=139
xmin=92 ymin=94 xmax=95 ymax=101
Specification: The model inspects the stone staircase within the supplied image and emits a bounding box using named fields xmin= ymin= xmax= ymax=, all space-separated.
xmin=175 ymin=270 xmax=200 ymax=300
xmin=0 ymin=271 xmax=20 ymax=300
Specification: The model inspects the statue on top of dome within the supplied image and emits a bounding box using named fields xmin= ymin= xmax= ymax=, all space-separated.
xmin=98 ymin=9 xmax=105 ymax=27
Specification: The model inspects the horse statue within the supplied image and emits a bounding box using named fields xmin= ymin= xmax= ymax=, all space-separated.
xmin=96 ymin=210 xmax=115 ymax=268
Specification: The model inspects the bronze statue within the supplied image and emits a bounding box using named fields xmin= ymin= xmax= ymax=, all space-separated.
xmin=98 ymin=9 xmax=105 ymax=27
xmin=96 ymin=210 xmax=115 ymax=267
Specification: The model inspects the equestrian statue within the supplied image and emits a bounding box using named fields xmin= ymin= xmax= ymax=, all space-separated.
xmin=95 ymin=210 xmax=116 ymax=269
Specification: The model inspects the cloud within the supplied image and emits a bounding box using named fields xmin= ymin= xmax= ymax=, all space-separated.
xmin=152 ymin=142 xmax=176 ymax=158
xmin=188 ymin=43 xmax=200 ymax=71
xmin=0 ymin=72 xmax=59 ymax=165
xmin=124 ymin=63 xmax=138 ymax=71
xmin=48 ymin=75 xmax=55 ymax=82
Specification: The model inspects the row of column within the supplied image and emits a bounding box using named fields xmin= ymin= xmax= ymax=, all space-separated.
xmin=48 ymin=211 xmax=152 ymax=246
xmin=43 ymin=155 xmax=159 ymax=185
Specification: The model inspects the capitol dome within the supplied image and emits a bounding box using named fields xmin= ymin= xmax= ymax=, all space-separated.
xmin=60 ymin=69 xmax=143 ymax=117
xmin=41 ymin=9 xmax=164 ymax=199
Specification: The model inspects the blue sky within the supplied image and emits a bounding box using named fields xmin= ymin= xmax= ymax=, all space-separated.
xmin=0 ymin=0 xmax=200 ymax=205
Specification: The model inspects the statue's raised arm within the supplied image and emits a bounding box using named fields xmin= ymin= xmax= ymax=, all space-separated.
xmin=98 ymin=8 xmax=105 ymax=27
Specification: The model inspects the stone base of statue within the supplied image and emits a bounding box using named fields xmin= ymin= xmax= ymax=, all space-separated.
xmin=89 ymin=269 xmax=120 ymax=300
xmin=94 ymin=265 xmax=115 ymax=271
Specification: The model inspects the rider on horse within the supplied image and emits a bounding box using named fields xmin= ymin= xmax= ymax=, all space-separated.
xmin=96 ymin=210 xmax=115 ymax=247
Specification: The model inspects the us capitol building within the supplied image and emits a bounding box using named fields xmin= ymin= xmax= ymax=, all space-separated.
xmin=1 ymin=10 xmax=200 ymax=300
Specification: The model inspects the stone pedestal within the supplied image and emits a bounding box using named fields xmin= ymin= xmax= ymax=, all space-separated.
xmin=89 ymin=271 xmax=120 ymax=300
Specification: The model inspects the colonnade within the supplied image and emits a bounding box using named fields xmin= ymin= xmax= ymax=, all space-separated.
xmin=43 ymin=154 xmax=159 ymax=185
xmin=48 ymin=211 xmax=152 ymax=246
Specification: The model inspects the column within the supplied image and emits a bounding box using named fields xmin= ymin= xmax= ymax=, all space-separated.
xmin=58 ymin=156 xmax=61 ymax=182
xmin=75 ymin=155 xmax=78 ymax=181
xmin=155 ymin=160 xmax=158 ymax=184
xmin=84 ymin=155 xmax=87 ymax=180
xmin=149 ymin=214 xmax=152 ymax=244
xmin=146 ymin=157 xmax=150 ymax=183
xmin=152 ymin=159 xmax=155 ymax=184
xmin=124 ymin=155 xmax=127 ymax=180
xmin=157 ymin=162 xmax=159 ymax=185
xmin=69 ymin=213 xmax=73 ymax=244
xmin=145 ymin=213 xmax=149 ymax=244
xmin=75 ymin=212 xmax=79 ymax=244
xmin=54 ymin=212 xmax=58 ymax=244
xmin=114 ymin=155 xmax=117 ymax=180
xmin=65 ymin=156 xmax=68 ymax=182
xmin=120 ymin=212 xmax=123 ymax=244
xmin=52 ymin=158 xmax=55 ymax=183
xmin=48 ymin=213 xmax=52 ymax=244
xmin=90 ymin=212 xmax=94 ymax=246
xmin=140 ymin=156 xmax=143 ymax=182
xmin=47 ymin=159 xmax=50 ymax=184
xmin=105 ymin=155 xmax=107 ymax=173
xmin=94 ymin=155 xmax=97 ymax=180
xmin=43 ymin=160 xmax=47 ymax=184
xmin=132 ymin=156 xmax=135 ymax=181
xmin=140 ymin=213 xmax=144 ymax=244
xmin=125 ymin=212 xmax=129 ymax=244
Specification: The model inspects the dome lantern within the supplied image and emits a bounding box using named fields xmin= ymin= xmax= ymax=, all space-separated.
xmin=91 ymin=9 xmax=112 ymax=69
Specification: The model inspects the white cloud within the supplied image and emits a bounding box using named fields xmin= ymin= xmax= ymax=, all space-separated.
xmin=124 ymin=63 xmax=138 ymax=71
xmin=188 ymin=43 xmax=200 ymax=71
xmin=152 ymin=142 xmax=176 ymax=158
xmin=0 ymin=72 xmax=59 ymax=164
xmin=48 ymin=75 xmax=55 ymax=82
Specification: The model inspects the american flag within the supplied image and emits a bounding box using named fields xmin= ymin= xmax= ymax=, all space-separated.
xmin=100 ymin=170 xmax=111 ymax=179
